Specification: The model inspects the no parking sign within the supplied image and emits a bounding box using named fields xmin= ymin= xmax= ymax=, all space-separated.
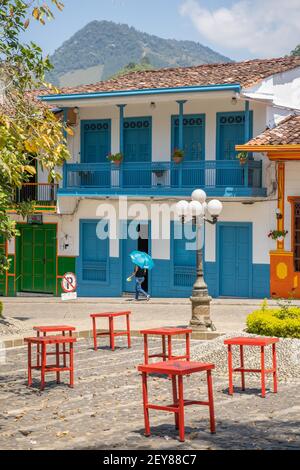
xmin=61 ymin=272 xmax=77 ymax=300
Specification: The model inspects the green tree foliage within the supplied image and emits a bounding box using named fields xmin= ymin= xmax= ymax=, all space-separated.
xmin=109 ymin=57 xmax=154 ymax=79
xmin=0 ymin=0 xmax=70 ymax=275
xmin=291 ymin=44 xmax=300 ymax=56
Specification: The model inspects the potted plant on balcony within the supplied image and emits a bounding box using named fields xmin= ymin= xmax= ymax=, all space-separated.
xmin=236 ymin=151 xmax=248 ymax=165
xmin=268 ymin=229 xmax=288 ymax=242
xmin=172 ymin=148 xmax=184 ymax=164
xmin=107 ymin=152 xmax=123 ymax=166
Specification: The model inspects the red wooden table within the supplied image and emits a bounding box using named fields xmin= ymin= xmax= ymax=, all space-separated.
xmin=90 ymin=311 xmax=131 ymax=351
xmin=33 ymin=325 xmax=76 ymax=368
xmin=138 ymin=360 xmax=216 ymax=442
xmin=140 ymin=327 xmax=192 ymax=364
xmin=224 ymin=336 xmax=279 ymax=398
xmin=24 ymin=335 xmax=76 ymax=390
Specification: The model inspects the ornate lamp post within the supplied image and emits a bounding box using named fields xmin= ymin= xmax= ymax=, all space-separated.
xmin=176 ymin=190 xmax=223 ymax=331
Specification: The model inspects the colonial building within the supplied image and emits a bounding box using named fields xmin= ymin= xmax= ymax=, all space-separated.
xmin=1 ymin=56 xmax=300 ymax=299
xmin=237 ymin=114 xmax=300 ymax=298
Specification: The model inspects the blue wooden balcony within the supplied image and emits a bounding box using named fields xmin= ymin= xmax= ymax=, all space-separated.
xmin=60 ymin=160 xmax=266 ymax=197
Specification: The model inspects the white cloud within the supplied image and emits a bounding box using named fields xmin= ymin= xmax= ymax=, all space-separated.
xmin=180 ymin=0 xmax=300 ymax=57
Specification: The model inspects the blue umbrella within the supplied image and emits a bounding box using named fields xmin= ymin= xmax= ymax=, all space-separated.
xmin=130 ymin=251 xmax=154 ymax=270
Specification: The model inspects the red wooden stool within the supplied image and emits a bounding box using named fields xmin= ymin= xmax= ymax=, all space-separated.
xmin=224 ymin=336 xmax=279 ymax=398
xmin=140 ymin=327 xmax=192 ymax=364
xmin=24 ymin=335 xmax=76 ymax=391
xmin=90 ymin=311 xmax=131 ymax=351
xmin=33 ymin=325 xmax=76 ymax=368
xmin=138 ymin=360 xmax=216 ymax=442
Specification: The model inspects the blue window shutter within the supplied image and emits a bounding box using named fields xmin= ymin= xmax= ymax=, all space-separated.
xmin=173 ymin=222 xmax=196 ymax=287
xmin=171 ymin=114 xmax=205 ymax=161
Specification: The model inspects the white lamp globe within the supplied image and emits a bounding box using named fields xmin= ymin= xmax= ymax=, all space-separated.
xmin=192 ymin=189 xmax=207 ymax=204
xmin=202 ymin=201 xmax=208 ymax=213
xmin=207 ymin=199 xmax=223 ymax=217
xmin=188 ymin=200 xmax=204 ymax=217
xmin=176 ymin=200 xmax=189 ymax=216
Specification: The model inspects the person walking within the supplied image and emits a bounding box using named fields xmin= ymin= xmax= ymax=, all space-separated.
xmin=131 ymin=265 xmax=150 ymax=301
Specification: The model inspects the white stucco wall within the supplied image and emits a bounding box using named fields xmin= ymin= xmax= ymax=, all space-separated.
xmin=67 ymin=96 xmax=267 ymax=165
xmin=245 ymin=66 xmax=300 ymax=128
xmin=8 ymin=194 xmax=275 ymax=265
xmin=205 ymin=200 xmax=276 ymax=264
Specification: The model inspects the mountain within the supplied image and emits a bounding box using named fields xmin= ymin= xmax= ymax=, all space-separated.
xmin=46 ymin=20 xmax=232 ymax=87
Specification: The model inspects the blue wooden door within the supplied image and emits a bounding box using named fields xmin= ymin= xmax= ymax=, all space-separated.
xmin=123 ymin=117 xmax=152 ymax=187
xmin=171 ymin=114 xmax=205 ymax=187
xmin=219 ymin=224 xmax=251 ymax=297
xmin=216 ymin=112 xmax=253 ymax=186
xmin=81 ymin=120 xmax=111 ymax=187
xmin=79 ymin=221 xmax=109 ymax=295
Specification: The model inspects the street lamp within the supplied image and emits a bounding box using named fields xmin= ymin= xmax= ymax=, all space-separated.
xmin=176 ymin=190 xmax=223 ymax=331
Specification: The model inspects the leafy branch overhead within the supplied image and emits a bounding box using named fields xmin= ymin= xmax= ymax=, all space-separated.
xmin=0 ymin=0 xmax=68 ymax=275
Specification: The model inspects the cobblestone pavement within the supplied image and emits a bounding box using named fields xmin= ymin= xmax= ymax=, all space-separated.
xmin=0 ymin=338 xmax=299 ymax=450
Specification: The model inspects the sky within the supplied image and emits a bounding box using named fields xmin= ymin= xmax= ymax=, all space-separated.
xmin=22 ymin=0 xmax=300 ymax=60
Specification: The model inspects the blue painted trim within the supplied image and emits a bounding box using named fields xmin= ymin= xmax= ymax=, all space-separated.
xmin=244 ymin=101 xmax=250 ymax=142
xmin=80 ymin=119 xmax=111 ymax=163
xmin=216 ymin=110 xmax=253 ymax=161
xmin=58 ymin=187 xmax=267 ymax=198
xmin=40 ymin=84 xmax=242 ymax=102
xmin=117 ymin=105 xmax=126 ymax=154
xmin=78 ymin=219 xmax=110 ymax=287
xmin=176 ymin=100 xmax=187 ymax=151
xmin=216 ymin=222 xmax=253 ymax=298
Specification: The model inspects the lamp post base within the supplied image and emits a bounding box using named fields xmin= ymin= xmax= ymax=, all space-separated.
xmin=189 ymin=295 xmax=216 ymax=332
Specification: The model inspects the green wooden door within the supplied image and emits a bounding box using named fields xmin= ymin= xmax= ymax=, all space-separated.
xmin=19 ymin=225 xmax=56 ymax=294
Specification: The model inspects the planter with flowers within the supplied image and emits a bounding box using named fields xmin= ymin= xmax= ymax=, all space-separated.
xmin=172 ymin=148 xmax=184 ymax=164
xmin=268 ymin=230 xmax=288 ymax=242
xmin=107 ymin=152 xmax=123 ymax=166
xmin=236 ymin=151 xmax=248 ymax=165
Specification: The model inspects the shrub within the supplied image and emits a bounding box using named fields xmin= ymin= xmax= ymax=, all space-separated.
xmin=0 ymin=301 xmax=3 ymax=318
xmin=247 ymin=306 xmax=300 ymax=338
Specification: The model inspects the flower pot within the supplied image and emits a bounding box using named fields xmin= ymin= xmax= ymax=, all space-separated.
xmin=239 ymin=158 xmax=247 ymax=165
xmin=173 ymin=157 xmax=184 ymax=164
xmin=112 ymin=160 xmax=122 ymax=166
xmin=277 ymin=236 xmax=284 ymax=242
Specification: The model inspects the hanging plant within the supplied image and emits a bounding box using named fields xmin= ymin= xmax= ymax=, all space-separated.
xmin=172 ymin=148 xmax=184 ymax=164
xmin=268 ymin=230 xmax=288 ymax=241
xmin=236 ymin=151 xmax=248 ymax=165
xmin=106 ymin=152 xmax=123 ymax=165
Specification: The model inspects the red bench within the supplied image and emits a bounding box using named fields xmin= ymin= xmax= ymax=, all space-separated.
xmin=138 ymin=360 xmax=216 ymax=442
xmin=140 ymin=327 xmax=192 ymax=364
xmin=25 ymin=335 xmax=76 ymax=390
xmin=224 ymin=336 xmax=279 ymax=398
xmin=90 ymin=311 xmax=131 ymax=351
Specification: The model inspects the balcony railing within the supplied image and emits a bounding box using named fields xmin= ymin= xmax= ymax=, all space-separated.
xmin=15 ymin=183 xmax=58 ymax=206
xmin=61 ymin=160 xmax=266 ymax=197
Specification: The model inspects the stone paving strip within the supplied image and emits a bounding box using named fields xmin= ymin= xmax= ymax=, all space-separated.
xmin=0 ymin=337 xmax=299 ymax=450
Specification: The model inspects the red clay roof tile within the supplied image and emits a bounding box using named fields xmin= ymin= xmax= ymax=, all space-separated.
xmin=244 ymin=115 xmax=300 ymax=146
xmin=39 ymin=56 xmax=300 ymax=97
